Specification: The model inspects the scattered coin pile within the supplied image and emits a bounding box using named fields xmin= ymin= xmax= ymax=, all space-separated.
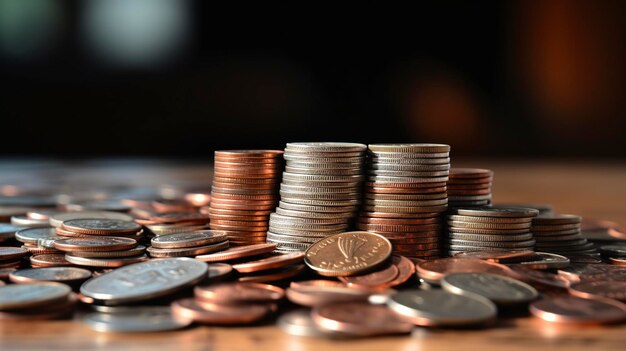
xmin=532 ymin=214 xmax=598 ymax=257
xmin=446 ymin=206 xmax=539 ymax=256
xmin=358 ymin=144 xmax=450 ymax=259
xmin=447 ymin=168 xmax=493 ymax=208
xmin=52 ymin=219 xmax=148 ymax=268
xmin=267 ymin=143 xmax=366 ymax=252
xmin=206 ymin=150 xmax=284 ymax=245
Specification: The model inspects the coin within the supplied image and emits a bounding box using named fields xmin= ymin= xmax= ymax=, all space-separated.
xmin=195 ymin=243 xmax=276 ymax=262
xmin=15 ymin=227 xmax=57 ymax=244
xmin=454 ymin=250 xmax=541 ymax=263
xmin=568 ymin=281 xmax=626 ymax=301
xmin=54 ymin=237 xmax=137 ymax=252
xmin=278 ymin=309 xmax=331 ymax=337
xmin=416 ymin=258 xmax=513 ymax=284
xmin=49 ymin=211 xmax=134 ymax=228
xmin=30 ymin=254 xmax=72 ymax=267
xmin=312 ymin=302 xmax=413 ymax=336
xmin=68 ymin=245 xmax=146 ymax=258
xmin=80 ymin=258 xmax=208 ymax=304
xmin=530 ymin=296 xmax=626 ymax=324
xmin=10 ymin=215 xmax=49 ymax=228
xmin=368 ymin=143 xmax=450 ymax=153
xmin=83 ymin=306 xmax=192 ymax=332
xmin=338 ymin=263 xmax=399 ymax=288
xmin=387 ymin=289 xmax=497 ymax=327
xmin=599 ymin=245 xmax=626 ymax=257
xmin=304 ymin=231 xmax=392 ymax=277
xmin=452 ymin=206 xmax=539 ymax=218
xmin=0 ymin=282 xmax=71 ymax=310
xmin=10 ymin=267 xmax=92 ymax=284
xmin=61 ymin=219 xmax=141 ymax=235
xmin=0 ymin=247 xmax=28 ymax=261
xmin=449 ymin=168 xmax=494 ymax=179
xmin=65 ymin=254 xmax=149 ymax=268
xmin=147 ymin=241 xmax=228 ymax=258
xmin=194 ymin=282 xmax=285 ymax=303
xmin=232 ymin=252 xmax=305 ymax=273
xmin=171 ymin=298 xmax=272 ymax=324
xmin=150 ymin=231 xmax=227 ymax=249
xmin=441 ymin=272 xmax=538 ymax=305
xmin=237 ymin=264 xmax=306 ymax=283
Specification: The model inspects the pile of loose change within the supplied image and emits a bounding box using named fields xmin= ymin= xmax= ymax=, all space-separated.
xmin=0 ymin=142 xmax=625 ymax=336
xmin=207 ymin=150 xmax=283 ymax=245
xmin=267 ymin=143 xmax=366 ymax=252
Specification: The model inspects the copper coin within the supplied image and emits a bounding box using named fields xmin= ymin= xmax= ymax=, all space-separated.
xmin=286 ymin=286 xmax=382 ymax=307
xmin=65 ymin=254 xmax=149 ymax=267
xmin=338 ymin=263 xmax=399 ymax=288
xmin=195 ymin=243 xmax=276 ymax=262
xmin=305 ymin=231 xmax=392 ymax=277
xmin=205 ymin=208 xmax=273 ymax=217
xmin=201 ymin=263 xmax=233 ymax=283
xmin=147 ymin=241 xmax=228 ymax=258
xmin=610 ymin=257 xmax=626 ymax=266
xmin=30 ymin=254 xmax=73 ymax=267
xmin=61 ymin=219 xmax=141 ymax=235
xmin=384 ymin=255 xmax=416 ymax=288
xmin=416 ymin=258 xmax=513 ymax=283
xmin=232 ymin=252 xmax=304 ymax=273
xmin=530 ymin=296 xmax=626 ymax=324
xmin=0 ymin=247 xmax=28 ymax=261
xmin=237 ymin=264 xmax=306 ymax=283
xmin=150 ymin=231 xmax=227 ymax=249
xmin=9 ymin=267 xmax=92 ymax=284
xmin=54 ymin=237 xmax=137 ymax=252
xmin=215 ymin=149 xmax=284 ymax=158
xmin=194 ymin=282 xmax=284 ymax=303
xmin=509 ymin=266 xmax=571 ymax=289
xmin=290 ymin=280 xmax=346 ymax=289
xmin=454 ymin=250 xmax=541 ymax=264
xmin=358 ymin=217 xmax=440 ymax=225
xmin=69 ymin=245 xmax=146 ymax=258
xmin=184 ymin=192 xmax=211 ymax=207
xmin=152 ymin=199 xmax=197 ymax=213
xmin=312 ymin=302 xmax=412 ymax=336
xmin=568 ymin=281 xmax=626 ymax=301
xmin=171 ymin=298 xmax=271 ymax=324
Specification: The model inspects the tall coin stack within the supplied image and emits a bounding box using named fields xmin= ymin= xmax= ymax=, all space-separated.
xmin=532 ymin=214 xmax=599 ymax=257
xmin=357 ymin=144 xmax=451 ymax=260
xmin=267 ymin=142 xmax=367 ymax=252
xmin=446 ymin=206 xmax=538 ymax=256
xmin=207 ymin=150 xmax=284 ymax=246
xmin=447 ymin=168 xmax=493 ymax=208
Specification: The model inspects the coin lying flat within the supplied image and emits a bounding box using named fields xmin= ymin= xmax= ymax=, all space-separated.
xmin=15 ymin=227 xmax=57 ymax=244
xmin=80 ymin=258 xmax=208 ymax=304
xmin=530 ymin=296 xmax=626 ymax=324
xmin=83 ymin=306 xmax=192 ymax=332
xmin=0 ymin=247 xmax=28 ymax=261
xmin=54 ymin=237 xmax=137 ymax=252
xmin=171 ymin=298 xmax=272 ymax=324
xmin=9 ymin=267 xmax=92 ymax=284
xmin=304 ymin=231 xmax=392 ymax=277
xmin=194 ymin=282 xmax=285 ymax=303
xmin=441 ymin=273 xmax=538 ymax=305
xmin=61 ymin=219 xmax=141 ymax=235
xmin=416 ymin=258 xmax=514 ymax=284
xmin=195 ymin=243 xmax=276 ymax=262
xmin=567 ymin=281 xmax=626 ymax=301
xmin=0 ymin=282 xmax=71 ymax=310
xmin=387 ymin=289 xmax=497 ymax=327
xmin=278 ymin=309 xmax=332 ymax=337
xmin=312 ymin=302 xmax=413 ymax=336
xmin=49 ymin=211 xmax=134 ymax=228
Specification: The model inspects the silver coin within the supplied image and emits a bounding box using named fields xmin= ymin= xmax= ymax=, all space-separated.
xmin=285 ymin=161 xmax=362 ymax=169
xmin=10 ymin=267 xmax=92 ymax=284
xmin=278 ymin=309 xmax=334 ymax=337
xmin=600 ymin=245 xmax=626 ymax=257
xmin=447 ymin=232 xmax=534 ymax=242
xmin=0 ymin=224 xmax=22 ymax=240
xmin=285 ymin=166 xmax=362 ymax=176
xmin=10 ymin=215 xmax=50 ymax=228
xmin=369 ymin=156 xmax=450 ymax=163
xmin=452 ymin=206 xmax=539 ymax=218
xmin=62 ymin=218 xmax=141 ymax=233
xmin=15 ymin=227 xmax=57 ymax=244
xmin=68 ymin=245 xmax=147 ymax=258
xmin=0 ymin=282 xmax=71 ymax=310
xmin=447 ymin=239 xmax=536 ymax=249
xmin=147 ymin=241 xmax=229 ymax=258
xmin=441 ymin=272 xmax=538 ymax=305
xmin=386 ymin=289 xmax=496 ymax=326
xmin=369 ymin=163 xmax=450 ymax=171
xmin=270 ymin=213 xmax=347 ymax=225
xmin=280 ymin=197 xmax=360 ymax=207
xmin=49 ymin=211 xmax=134 ymax=228
xmin=367 ymin=175 xmax=449 ymax=184
xmin=267 ymin=232 xmax=323 ymax=243
xmin=516 ymin=252 xmax=570 ymax=269
xmin=65 ymin=254 xmax=149 ymax=267
xmin=282 ymin=173 xmax=364 ymax=183
xmin=275 ymin=208 xmax=355 ymax=219
xmin=151 ymin=231 xmax=228 ymax=249
xmin=368 ymin=170 xmax=450 ymax=177
xmin=83 ymin=306 xmax=191 ymax=332
xmin=280 ymin=184 xmax=359 ymax=194
xmin=277 ymin=201 xmax=360 ymax=213
xmin=80 ymin=258 xmax=208 ymax=304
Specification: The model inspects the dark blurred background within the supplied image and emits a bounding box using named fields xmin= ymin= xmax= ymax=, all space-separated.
xmin=0 ymin=0 xmax=624 ymax=158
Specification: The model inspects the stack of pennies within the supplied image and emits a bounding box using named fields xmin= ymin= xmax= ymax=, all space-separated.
xmin=446 ymin=206 xmax=539 ymax=256
xmin=0 ymin=246 xmax=29 ymax=270
xmin=532 ymin=214 xmax=599 ymax=257
xmin=207 ymin=150 xmax=284 ymax=246
xmin=0 ymin=282 xmax=76 ymax=320
xmin=52 ymin=218 xmax=148 ymax=268
xmin=447 ymin=168 xmax=493 ymax=208
xmin=14 ymin=227 xmax=64 ymax=260
xmin=267 ymin=143 xmax=366 ymax=252
xmin=147 ymin=230 xmax=229 ymax=258
xmin=357 ymin=143 xmax=450 ymax=259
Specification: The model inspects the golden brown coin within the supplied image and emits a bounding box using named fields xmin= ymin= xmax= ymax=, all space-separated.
xmin=194 ymin=282 xmax=285 ymax=303
xmin=312 ymin=302 xmax=413 ymax=336
xmin=237 ymin=264 xmax=306 ymax=283
xmin=147 ymin=241 xmax=229 ymax=258
xmin=30 ymin=254 xmax=72 ymax=267
xmin=232 ymin=252 xmax=305 ymax=273
xmin=304 ymin=231 xmax=392 ymax=277
xmin=53 ymin=237 xmax=137 ymax=252
xmin=338 ymin=263 xmax=399 ymax=288
xmin=195 ymin=243 xmax=276 ymax=262
xmin=64 ymin=254 xmax=149 ymax=267
xmin=416 ymin=258 xmax=513 ymax=283
xmin=150 ymin=231 xmax=227 ymax=249
xmin=171 ymin=298 xmax=272 ymax=324
xmin=0 ymin=247 xmax=28 ymax=261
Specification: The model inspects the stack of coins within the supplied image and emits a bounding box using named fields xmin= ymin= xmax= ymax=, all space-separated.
xmin=147 ymin=231 xmax=229 ymax=258
xmin=532 ymin=214 xmax=599 ymax=257
xmin=207 ymin=150 xmax=284 ymax=246
xmin=15 ymin=227 xmax=63 ymax=260
xmin=267 ymin=143 xmax=366 ymax=252
xmin=52 ymin=219 xmax=148 ymax=268
xmin=447 ymin=168 xmax=493 ymax=208
xmin=357 ymin=143 xmax=450 ymax=260
xmin=446 ymin=207 xmax=539 ymax=256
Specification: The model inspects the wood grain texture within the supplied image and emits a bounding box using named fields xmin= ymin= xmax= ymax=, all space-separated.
xmin=1 ymin=160 xmax=625 ymax=351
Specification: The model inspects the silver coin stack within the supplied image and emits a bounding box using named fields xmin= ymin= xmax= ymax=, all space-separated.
xmin=446 ymin=207 xmax=539 ymax=256
xmin=266 ymin=142 xmax=367 ymax=252
xmin=532 ymin=214 xmax=599 ymax=257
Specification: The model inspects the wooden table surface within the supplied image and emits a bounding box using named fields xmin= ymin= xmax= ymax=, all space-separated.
xmin=1 ymin=159 xmax=625 ymax=351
